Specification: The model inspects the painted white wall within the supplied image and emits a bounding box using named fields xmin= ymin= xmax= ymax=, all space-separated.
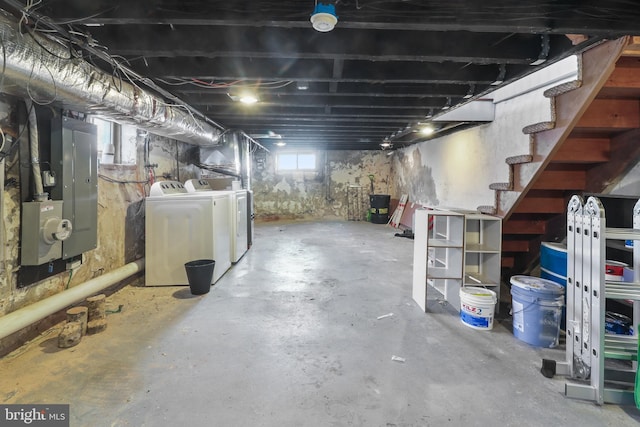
xmin=490 ymin=55 xmax=578 ymax=103
xmin=394 ymin=56 xmax=580 ymax=211
xmin=396 ymin=87 xmax=552 ymax=210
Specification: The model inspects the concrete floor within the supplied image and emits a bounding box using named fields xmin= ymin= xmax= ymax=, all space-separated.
xmin=1 ymin=220 xmax=640 ymax=426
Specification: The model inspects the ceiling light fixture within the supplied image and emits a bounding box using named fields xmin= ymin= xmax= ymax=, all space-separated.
xmin=249 ymin=132 xmax=282 ymax=139
xmin=380 ymin=140 xmax=392 ymax=149
xmin=296 ymin=81 xmax=309 ymax=90
xmin=311 ymin=1 xmax=338 ymax=32
xmin=420 ymin=126 xmax=435 ymax=136
xmin=274 ymin=141 xmax=287 ymax=147
xmin=239 ymin=94 xmax=259 ymax=104
xmin=228 ymin=93 xmax=260 ymax=104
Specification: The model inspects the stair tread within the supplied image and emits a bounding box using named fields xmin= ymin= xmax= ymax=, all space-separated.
xmin=506 ymin=155 xmax=533 ymax=165
xmin=489 ymin=182 xmax=512 ymax=191
xmin=523 ymin=121 xmax=556 ymax=134
xmin=477 ymin=205 xmax=497 ymax=215
xmin=543 ymin=79 xmax=583 ymax=98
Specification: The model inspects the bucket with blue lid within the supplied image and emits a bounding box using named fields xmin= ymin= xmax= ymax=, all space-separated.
xmin=510 ymin=275 xmax=565 ymax=348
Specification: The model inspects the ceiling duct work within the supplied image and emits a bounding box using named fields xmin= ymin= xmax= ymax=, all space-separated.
xmin=0 ymin=13 xmax=221 ymax=146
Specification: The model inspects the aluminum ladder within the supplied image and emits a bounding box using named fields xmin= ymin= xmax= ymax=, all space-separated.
xmin=541 ymin=195 xmax=640 ymax=405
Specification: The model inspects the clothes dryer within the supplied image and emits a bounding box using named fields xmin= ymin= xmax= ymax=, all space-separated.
xmin=184 ymin=179 xmax=248 ymax=263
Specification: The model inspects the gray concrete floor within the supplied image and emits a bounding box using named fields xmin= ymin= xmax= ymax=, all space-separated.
xmin=1 ymin=220 xmax=640 ymax=426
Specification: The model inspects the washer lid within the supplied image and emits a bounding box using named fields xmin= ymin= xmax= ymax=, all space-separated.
xmin=510 ymin=275 xmax=565 ymax=295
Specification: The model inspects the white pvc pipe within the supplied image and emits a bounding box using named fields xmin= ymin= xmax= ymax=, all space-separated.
xmin=0 ymin=258 xmax=144 ymax=340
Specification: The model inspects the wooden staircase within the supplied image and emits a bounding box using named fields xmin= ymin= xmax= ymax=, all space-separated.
xmin=479 ymin=37 xmax=640 ymax=277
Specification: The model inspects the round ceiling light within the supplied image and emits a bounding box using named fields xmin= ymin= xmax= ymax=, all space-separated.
xmin=311 ymin=3 xmax=338 ymax=32
xmin=420 ymin=126 xmax=435 ymax=136
xmin=239 ymin=94 xmax=258 ymax=104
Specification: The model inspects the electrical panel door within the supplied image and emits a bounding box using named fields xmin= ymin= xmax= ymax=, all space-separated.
xmin=50 ymin=117 xmax=98 ymax=259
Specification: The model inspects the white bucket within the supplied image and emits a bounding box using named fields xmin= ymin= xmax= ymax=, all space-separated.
xmin=459 ymin=287 xmax=498 ymax=330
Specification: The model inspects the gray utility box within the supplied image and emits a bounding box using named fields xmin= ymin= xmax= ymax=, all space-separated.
xmin=21 ymin=200 xmax=72 ymax=265
xmin=50 ymin=117 xmax=98 ymax=259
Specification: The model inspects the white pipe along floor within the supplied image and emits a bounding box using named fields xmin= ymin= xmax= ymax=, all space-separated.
xmin=1 ymin=221 xmax=638 ymax=426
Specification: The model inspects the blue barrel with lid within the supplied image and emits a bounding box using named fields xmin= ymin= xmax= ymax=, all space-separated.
xmin=540 ymin=242 xmax=567 ymax=278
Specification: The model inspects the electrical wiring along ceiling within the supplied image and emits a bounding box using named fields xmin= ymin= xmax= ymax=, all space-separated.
xmin=6 ymin=0 xmax=640 ymax=150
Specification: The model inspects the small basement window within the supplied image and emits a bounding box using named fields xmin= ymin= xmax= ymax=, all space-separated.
xmin=90 ymin=117 xmax=138 ymax=165
xmin=276 ymin=152 xmax=317 ymax=172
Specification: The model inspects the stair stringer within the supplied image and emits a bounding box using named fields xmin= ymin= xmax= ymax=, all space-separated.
xmin=484 ymin=38 xmax=628 ymax=220
xmin=483 ymin=65 xmax=576 ymax=214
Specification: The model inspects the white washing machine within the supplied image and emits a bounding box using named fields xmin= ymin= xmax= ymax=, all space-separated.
xmin=233 ymin=189 xmax=249 ymax=262
xmin=145 ymin=181 xmax=231 ymax=286
xmin=185 ymin=179 xmax=248 ymax=263
xmin=247 ymin=189 xmax=254 ymax=249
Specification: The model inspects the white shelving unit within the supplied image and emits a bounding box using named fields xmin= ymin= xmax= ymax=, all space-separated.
xmin=543 ymin=195 xmax=640 ymax=405
xmin=463 ymin=213 xmax=502 ymax=308
xmin=413 ymin=208 xmax=501 ymax=312
xmin=412 ymin=208 xmax=464 ymax=311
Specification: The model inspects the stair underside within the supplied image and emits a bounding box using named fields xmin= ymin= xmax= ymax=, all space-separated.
xmin=496 ymin=38 xmax=632 ymax=275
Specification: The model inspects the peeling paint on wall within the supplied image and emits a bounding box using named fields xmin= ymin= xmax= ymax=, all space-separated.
xmin=274 ymin=177 xmax=293 ymax=195
xmin=253 ymin=150 xmax=394 ymax=220
xmin=0 ymin=98 xmax=199 ymax=320
xmin=147 ymin=135 xmax=200 ymax=182
xmin=393 ymin=85 xmax=556 ymax=211
xmin=393 ymin=148 xmax=438 ymax=206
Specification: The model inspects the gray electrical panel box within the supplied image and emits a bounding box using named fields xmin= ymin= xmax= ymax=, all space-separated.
xmin=50 ymin=117 xmax=98 ymax=259
xmin=21 ymin=200 xmax=73 ymax=265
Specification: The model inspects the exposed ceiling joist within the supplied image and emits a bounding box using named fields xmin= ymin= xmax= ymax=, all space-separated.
xmin=7 ymin=0 xmax=638 ymax=150
xmin=88 ymin=26 xmax=567 ymax=65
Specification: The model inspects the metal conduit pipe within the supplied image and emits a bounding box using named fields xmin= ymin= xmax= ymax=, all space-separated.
xmin=0 ymin=259 xmax=144 ymax=340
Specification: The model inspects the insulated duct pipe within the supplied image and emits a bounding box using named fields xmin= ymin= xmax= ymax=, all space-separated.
xmin=239 ymin=131 xmax=269 ymax=152
xmin=0 ymin=11 xmax=221 ymax=146
xmin=25 ymin=98 xmax=44 ymax=199
xmin=0 ymin=259 xmax=144 ymax=340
